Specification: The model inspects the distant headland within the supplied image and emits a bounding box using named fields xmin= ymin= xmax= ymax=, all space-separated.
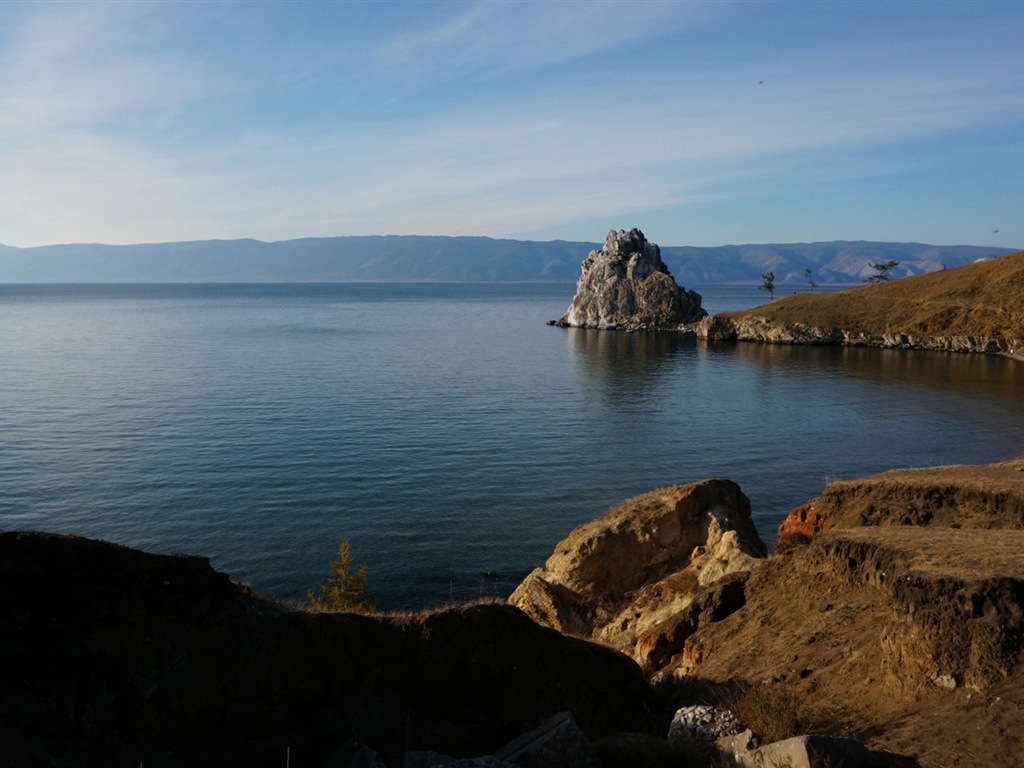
xmin=697 ymin=248 xmax=1024 ymax=359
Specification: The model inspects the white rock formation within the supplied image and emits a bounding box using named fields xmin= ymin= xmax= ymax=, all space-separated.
xmin=554 ymin=229 xmax=706 ymax=330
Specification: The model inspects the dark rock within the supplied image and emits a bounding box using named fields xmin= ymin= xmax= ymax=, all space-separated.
xmin=324 ymin=742 xmax=389 ymax=768
xmin=404 ymin=751 xmax=514 ymax=767
xmin=725 ymin=734 xmax=919 ymax=768
xmin=593 ymin=732 xmax=695 ymax=768
xmin=495 ymin=711 xmax=602 ymax=768
xmin=0 ymin=530 xmax=650 ymax=767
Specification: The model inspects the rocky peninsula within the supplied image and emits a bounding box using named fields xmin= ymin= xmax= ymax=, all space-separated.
xmin=551 ymin=228 xmax=706 ymax=331
xmin=697 ymin=249 xmax=1024 ymax=358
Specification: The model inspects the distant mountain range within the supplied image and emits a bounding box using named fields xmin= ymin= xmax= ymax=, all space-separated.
xmin=0 ymin=236 xmax=1016 ymax=285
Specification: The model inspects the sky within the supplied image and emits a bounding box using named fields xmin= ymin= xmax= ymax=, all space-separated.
xmin=1 ymin=0 xmax=1022 ymax=249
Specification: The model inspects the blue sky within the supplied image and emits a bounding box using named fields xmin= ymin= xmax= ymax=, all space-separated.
xmin=1 ymin=0 xmax=1022 ymax=249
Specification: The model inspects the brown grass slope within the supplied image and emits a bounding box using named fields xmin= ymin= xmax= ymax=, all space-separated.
xmin=677 ymin=526 xmax=1024 ymax=767
xmin=728 ymin=250 xmax=1024 ymax=345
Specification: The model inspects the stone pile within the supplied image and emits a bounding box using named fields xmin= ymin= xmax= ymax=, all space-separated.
xmin=667 ymin=705 xmax=744 ymax=744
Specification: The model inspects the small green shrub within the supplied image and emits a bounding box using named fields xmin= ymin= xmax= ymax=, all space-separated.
xmin=307 ymin=539 xmax=376 ymax=614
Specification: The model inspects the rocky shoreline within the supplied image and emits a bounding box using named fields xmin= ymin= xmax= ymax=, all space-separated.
xmin=5 ymin=240 xmax=1022 ymax=766
xmin=695 ymin=313 xmax=1015 ymax=356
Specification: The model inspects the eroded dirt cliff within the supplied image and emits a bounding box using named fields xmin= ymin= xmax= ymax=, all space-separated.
xmin=677 ymin=457 xmax=1024 ymax=768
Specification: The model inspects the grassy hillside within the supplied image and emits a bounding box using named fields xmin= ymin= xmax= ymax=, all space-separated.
xmin=729 ymin=250 xmax=1024 ymax=344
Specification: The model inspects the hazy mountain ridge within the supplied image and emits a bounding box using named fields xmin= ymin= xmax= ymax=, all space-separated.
xmin=0 ymin=236 xmax=1014 ymax=284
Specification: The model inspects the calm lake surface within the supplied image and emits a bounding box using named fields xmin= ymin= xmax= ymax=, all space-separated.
xmin=2 ymin=282 xmax=1023 ymax=608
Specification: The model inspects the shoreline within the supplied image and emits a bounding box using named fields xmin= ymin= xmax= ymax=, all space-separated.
xmin=696 ymin=312 xmax=1023 ymax=363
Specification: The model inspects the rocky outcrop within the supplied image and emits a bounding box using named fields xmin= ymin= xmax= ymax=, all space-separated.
xmin=674 ymin=460 xmax=1024 ymax=767
xmin=698 ymin=314 xmax=1011 ymax=355
xmin=777 ymin=500 xmax=833 ymax=541
xmin=553 ymin=228 xmax=706 ymax=330
xmin=11 ymin=455 xmax=1024 ymax=768
xmin=494 ymin=711 xmax=602 ymax=768
xmin=509 ymin=480 xmax=766 ymax=668
xmin=722 ymin=734 xmax=917 ymax=768
xmin=0 ymin=531 xmax=650 ymax=767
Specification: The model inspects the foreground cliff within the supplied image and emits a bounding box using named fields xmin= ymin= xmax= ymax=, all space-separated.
xmin=697 ymin=249 xmax=1024 ymax=357
xmin=678 ymin=456 xmax=1024 ymax=768
xmin=0 ymin=531 xmax=649 ymax=767
xmin=553 ymin=228 xmax=706 ymax=330
xmin=509 ymin=457 xmax=1024 ymax=767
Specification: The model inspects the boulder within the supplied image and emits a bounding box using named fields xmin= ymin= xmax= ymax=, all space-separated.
xmin=494 ymin=711 xmax=602 ymax=768
xmin=553 ymin=228 xmax=706 ymax=330
xmin=509 ymin=480 xmax=766 ymax=668
xmin=721 ymin=734 xmax=918 ymax=768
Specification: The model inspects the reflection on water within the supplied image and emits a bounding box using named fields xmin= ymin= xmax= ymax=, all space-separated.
xmin=719 ymin=340 xmax=1024 ymax=402
xmin=565 ymin=328 xmax=694 ymax=401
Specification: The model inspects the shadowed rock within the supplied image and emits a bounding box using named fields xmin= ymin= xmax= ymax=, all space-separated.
xmin=0 ymin=531 xmax=650 ymax=767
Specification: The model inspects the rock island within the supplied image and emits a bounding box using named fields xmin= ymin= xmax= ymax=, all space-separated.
xmin=551 ymin=228 xmax=707 ymax=330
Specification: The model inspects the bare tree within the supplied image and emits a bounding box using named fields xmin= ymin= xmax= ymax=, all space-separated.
xmin=865 ymin=260 xmax=900 ymax=283
xmin=805 ymin=268 xmax=818 ymax=291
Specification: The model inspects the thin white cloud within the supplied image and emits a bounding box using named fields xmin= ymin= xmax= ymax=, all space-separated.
xmin=0 ymin=1 xmax=1022 ymax=247
xmin=0 ymin=4 xmax=197 ymax=138
xmin=372 ymin=1 xmax=710 ymax=83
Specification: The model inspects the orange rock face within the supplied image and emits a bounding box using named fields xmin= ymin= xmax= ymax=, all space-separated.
xmin=777 ymin=502 xmax=833 ymax=540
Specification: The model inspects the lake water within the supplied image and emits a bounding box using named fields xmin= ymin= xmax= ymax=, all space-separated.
xmin=2 ymin=282 xmax=1022 ymax=609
